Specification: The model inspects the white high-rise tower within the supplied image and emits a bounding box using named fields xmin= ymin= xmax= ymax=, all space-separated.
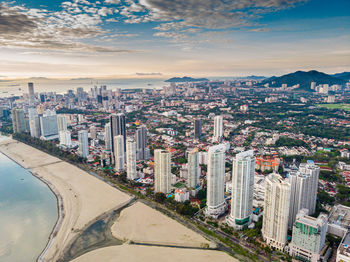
xmin=78 ymin=130 xmax=89 ymax=158
xmin=213 ymin=115 xmax=223 ymax=141
xmin=288 ymin=160 xmax=320 ymax=228
xmin=104 ymin=123 xmax=112 ymax=151
xmin=262 ymin=173 xmax=291 ymax=250
xmin=114 ymin=135 xmax=125 ymax=171
xmin=28 ymin=107 xmax=41 ymax=138
xmin=154 ymin=149 xmax=171 ymax=194
xmin=126 ymin=138 xmax=137 ymax=180
xmin=187 ymin=148 xmax=200 ymax=189
xmin=227 ymin=150 xmax=255 ymax=229
xmin=205 ymin=144 xmax=226 ymax=218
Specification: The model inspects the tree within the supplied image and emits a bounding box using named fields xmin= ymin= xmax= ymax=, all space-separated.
xmin=154 ymin=192 xmax=166 ymax=203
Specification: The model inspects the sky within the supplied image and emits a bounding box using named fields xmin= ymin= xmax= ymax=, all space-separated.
xmin=0 ymin=0 xmax=349 ymax=79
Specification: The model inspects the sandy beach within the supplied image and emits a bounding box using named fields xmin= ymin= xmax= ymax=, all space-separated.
xmin=0 ymin=138 xmax=131 ymax=262
xmin=71 ymin=245 xmax=236 ymax=262
xmin=111 ymin=201 xmax=214 ymax=248
xmin=0 ymin=138 xmax=237 ymax=262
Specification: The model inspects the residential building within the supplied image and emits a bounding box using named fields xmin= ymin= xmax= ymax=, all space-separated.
xmin=114 ymin=135 xmax=125 ymax=171
xmin=11 ymin=108 xmax=26 ymax=133
xmin=57 ymin=114 xmax=67 ymax=132
xmin=154 ymin=149 xmax=171 ymax=194
xmin=227 ymin=150 xmax=255 ymax=230
xmin=187 ymin=148 xmax=200 ymax=189
xmin=136 ymin=125 xmax=148 ymax=160
xmin=78 ymin=130 xmax=89 ymax=158
xmin=40 ymin=110 xmax=58 ymax=139
xmin=288 ymin=160 xmax=320 ymax=228
xmin=28 ymin=107 xmax=40 ymax=138
xmin=289 ymin=209 xmax=328 ymax=262
xmin=213 ymin=115 xmax=223 ymax=141
xmin=262 ymin=173 xmax=290 ymax=250
xmin=126 ymin=138 xmax=137 ymax=180
xmin=104 ymin=123 xmax=112 ymax=151
xmin=110 ymin=113 xmax=126 ymax=153
xmin=59 ymin=130 xmax=72 ymax=147
xmin=175 ymin=188 xmax=190 ymax=202
xmin=205 ymin=144 xmax=226 ymax=218
xmin=194 ymin=119 xmax=202 ymax=138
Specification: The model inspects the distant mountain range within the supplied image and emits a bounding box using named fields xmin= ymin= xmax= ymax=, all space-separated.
xmin=165 ymin=76 xmax=209 ymax=82
xmin=262 ymin=70 xmax=349 ymax=91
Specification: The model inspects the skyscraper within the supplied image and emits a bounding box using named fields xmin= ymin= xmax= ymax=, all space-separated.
xmin=288 ymin=160 xmax=320 ymax=228
xmin=154 ymin=149 xmax=171 ymax=194
xmin=205 ymin=144 xmax=226 ymax=218
xmin=114 ymin=135 xmax=125 ymax=171
xmin=289 ymin=209 xmax=328 ymax=262
xmin=78 ymin=130 xmax=89 ymax=158
xmin=40 ymin=110 xmax=58 ymax=139
xmin=227 ymin=150 xmax=255 ymax=230
xmin=262 ymin=173 xmax=290 ymax=250
xmin=213 ymin=115 xmax=223 ymax=141
xmin=28 ymin=82 xmax=35 ymax=105
xmin=59 ymin=130 xmax=72 ymax=147
xmin=136 ymin=125 xmax=148 ymax=160
xmin=57 ymin=115 xmax=67 ymax=133
xmin=187 ymin=148 xmax=200 ymax=189
xmin=110 ymin=113 xmax=126 ymax=152
xmin=126 ymin=138 xmax=137 ymax=180
xmin=28 ymin=107 xmax=41 ymax=138
xmin=104 ymin=123 xmax=112 ymax=151
xmin=11 ymin=108 xmax=26 ymax=133
xmin=194 ymin=119 xmax=202 ymax=139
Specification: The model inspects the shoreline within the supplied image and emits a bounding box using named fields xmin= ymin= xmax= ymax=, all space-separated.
xmin=0 ymin=138 xmax=132 ymax=261
xmin=0 ymin=149 xmax=64 ymax=262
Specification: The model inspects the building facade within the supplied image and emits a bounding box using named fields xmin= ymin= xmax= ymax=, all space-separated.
xmin=154 ymin=149 xmax=171 ymax=194
xmin=227 ymin=150 xmax=255 ymax=230
xmin=126 ymin=137 xmax=137 ymax=180
xmin=205 ymin=144 xmax=226 ymax=218
xmin=262 ymin=173 xmax=291 ymax=250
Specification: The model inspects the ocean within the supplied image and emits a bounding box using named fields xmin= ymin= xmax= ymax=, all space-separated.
xmin=0 ymin=136 xmax=58 ymax=262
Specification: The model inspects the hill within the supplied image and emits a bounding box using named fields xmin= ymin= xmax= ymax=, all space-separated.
xmin=262 ymin=70 xmax=346 ymax=91
xmin=332 ymin=72 xmax=350 ymax=81
xmin=165 ymin=76 xmax=209 ymax=82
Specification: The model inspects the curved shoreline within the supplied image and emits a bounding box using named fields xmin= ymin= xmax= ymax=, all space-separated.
xmin=0 ymin=150 xmax=63 ymax=262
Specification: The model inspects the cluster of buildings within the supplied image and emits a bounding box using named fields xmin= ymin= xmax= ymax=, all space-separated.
xmin=2 ymin=79 xmax=350 ymax=262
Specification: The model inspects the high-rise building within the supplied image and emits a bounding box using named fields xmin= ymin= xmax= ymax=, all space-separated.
xmin=289 ymin=209 xmax=328 ymax=262
xmin=59 ymin=130 xmax=72 ymax=147
xmin=11 ymin=108 xmax=26 ymax=133
xmin=154 ymin=149 xmax=171 ymax=194
xmin=187 ymin=148 xmax=200 ymax=189
xmin=57 ymin=115 xmax=67 ymax=133
xmin=126 ymin=138 xmax=137 ymax=180
xmin=227 ymin=150 xmax=255 ymax=229
xmin=194 ymin=119 xmax=202 ymax=139
xmin=90 ymin=126 xmax=97 ymax=139
xmin=104 ymin=123 xmax=112 ymax=151
xmin=28 ymin=107 xmax=41 ymax=138
xmin=78 ymin=130 xmax=89 ymax=158
xmin=40 ymin=110 xmax=58 ymax=139
xmin=288 ymin=160 xmax=320 ymax=228
xmin=262 ymin=173 xmax=290 ymax=250
xmin=28 ymin=82 xmax=35 ymax=105
xmin=114 ymin=135 xmax=125 ymax=171
xmin=205 ymin=144 xmax=226 ymax=218
xmin=110 ymin=113 xmax=126 ymax=152
xmin=213 ymin=115 xmax=223 ymax=141
xmin=136 ymin=125 xmax=148 ymax=160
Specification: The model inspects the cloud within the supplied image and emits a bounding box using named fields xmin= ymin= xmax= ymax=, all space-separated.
xmin=249 ymin=27 xmax=270 ymax=32
xmin=136 ymin=72 xmax=162 ymax=76
xmin=0 ymin=2 xmax=132 ymax=53
xmin=118 ymin=0 xmax=307 ymax=42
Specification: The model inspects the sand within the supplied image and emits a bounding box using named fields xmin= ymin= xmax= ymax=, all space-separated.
xmin=111 ymin=201 xmax=212 ymax=248
xmin=0 ymin=139 xmax=131 ymax=262
xmin=72 ymin=245 xmax=237 ymax=262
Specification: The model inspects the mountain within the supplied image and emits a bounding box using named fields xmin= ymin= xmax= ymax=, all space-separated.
xmin=165 ymin=76 xmax=209 ymax=82
xmin=332 ymin=72 xmax=350 ymax=81
xmin=262 ymin=70 xmax=346 ymax=91
xmin=242 ymin=75 xmax=266 ymax=80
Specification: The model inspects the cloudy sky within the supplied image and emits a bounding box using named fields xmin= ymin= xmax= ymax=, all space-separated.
xmin=0 ymin=0 xmax=349 ymax=78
